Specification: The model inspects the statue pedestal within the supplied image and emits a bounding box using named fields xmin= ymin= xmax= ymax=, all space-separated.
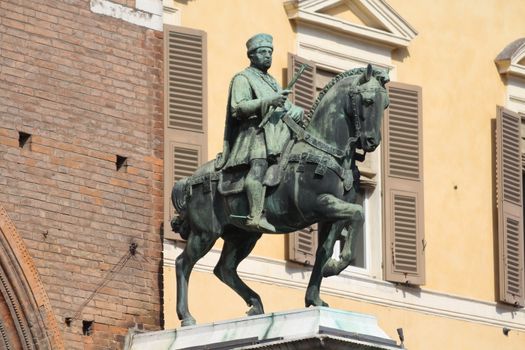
xmin=125 ymin=307 xmax=402 ymax=349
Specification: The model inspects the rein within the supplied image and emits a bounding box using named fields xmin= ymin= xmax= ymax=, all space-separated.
xmin=282 ymin=114 xmax=347 ymax=158
xmin=282 ymin=87 xmax=365 ymax=160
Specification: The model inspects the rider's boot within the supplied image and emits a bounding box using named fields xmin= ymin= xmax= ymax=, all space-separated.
xmin=245 ymin=182 xmax=275 ymax=232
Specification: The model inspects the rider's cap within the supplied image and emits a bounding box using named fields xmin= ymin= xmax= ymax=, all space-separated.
xmin=246 ymin=33 xmax=273 ymax=53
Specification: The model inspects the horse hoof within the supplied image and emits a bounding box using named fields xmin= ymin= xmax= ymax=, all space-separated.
xmin=181 ymin=317 xmax=196 ymax=327
xmin=246 ymin=300 xmax=264 ymax=316
xmin=305 ymin=298 xmax=329 ymax=308
xmin=246 ymin=305 xmax=264 ymax=316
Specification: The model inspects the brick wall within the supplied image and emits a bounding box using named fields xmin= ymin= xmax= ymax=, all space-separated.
xmin=0 ymin=0 xmax=163 ymax=349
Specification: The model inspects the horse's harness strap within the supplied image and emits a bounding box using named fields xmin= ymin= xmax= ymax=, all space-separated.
xmin=288 ymin=153 xmax=347 ymax=180
xmin=282 ymin=115 xmax=346 ymax=158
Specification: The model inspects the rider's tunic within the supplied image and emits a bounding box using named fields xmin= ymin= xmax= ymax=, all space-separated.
xmin=223 ymin=67 xmax=292 ymax=170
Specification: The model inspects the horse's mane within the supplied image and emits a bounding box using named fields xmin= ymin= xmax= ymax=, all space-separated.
xmin=305 ymin=67 xmax=389 ymax=123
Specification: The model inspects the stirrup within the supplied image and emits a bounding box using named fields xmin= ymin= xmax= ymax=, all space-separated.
xmin=246 ymin=215 xmax=276 ymax=232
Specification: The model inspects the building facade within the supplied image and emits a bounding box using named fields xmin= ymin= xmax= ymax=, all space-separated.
xmin=0 ymin=0 xmax=164 ymax=349
xmin=162 ymin=0 xmax=525 ymax=349
xmin=2 ymin=0 xmax=525 ymax=349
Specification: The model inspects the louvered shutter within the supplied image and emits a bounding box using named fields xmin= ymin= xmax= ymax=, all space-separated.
xmin=496 ymin=106 xmax=524 ymax=306
xmin=164 ymin=25 xmax=207 ymax=240
xmin=289 ymin=224 xmax=318 ymax=266
xmin=286 ymin=54 xmax=318 ymax=265
xmin=288 ymin=54 xmax=316 ymax=112
xmin=382 ymin=82 xmax=425 ymax=285
xmin=174 ymin=146 xmax=200 ymax=181
xmin=166 ymin=26 xmax=206 ymax=132
xmin=521 ymin=113 xmax=525 ymax=172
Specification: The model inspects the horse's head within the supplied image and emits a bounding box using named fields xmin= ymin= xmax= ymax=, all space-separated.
xmin=350 ymin=64 xmax=390 ymax=152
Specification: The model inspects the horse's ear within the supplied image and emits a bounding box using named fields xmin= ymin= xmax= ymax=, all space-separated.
xmin=359 ymin=64 xmax=373 ymax=85
xmin=366 ymin=64 xmax=373 ymax=82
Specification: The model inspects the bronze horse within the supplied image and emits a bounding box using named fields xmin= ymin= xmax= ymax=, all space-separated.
xmin=171 ymin=64 xmax=389 ymax=326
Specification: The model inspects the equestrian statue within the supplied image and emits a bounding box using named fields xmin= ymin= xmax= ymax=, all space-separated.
xmin=171 ymin=33 xmax=390 ymax=326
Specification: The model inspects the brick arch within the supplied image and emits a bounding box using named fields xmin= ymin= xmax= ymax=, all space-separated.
xmin=0 ymin=206 xmax=64 ymax=350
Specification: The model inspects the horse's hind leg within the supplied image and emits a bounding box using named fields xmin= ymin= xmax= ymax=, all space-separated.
xmin=213 ymin=231 xmax=264 ymax=316
xmin=176 ymin=230 xmax=219 ymax=326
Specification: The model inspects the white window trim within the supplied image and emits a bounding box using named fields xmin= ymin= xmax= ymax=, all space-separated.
xmin=163 ymin=0 xmax=181 ymax=25
xmin=495 ymin=38 xmax=525 ymax=113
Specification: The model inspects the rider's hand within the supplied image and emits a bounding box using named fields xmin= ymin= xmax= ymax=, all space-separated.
xmin=286 ymin=105 xmax=304 ymax=123
xmin=268 ymin=90 xmax=291 ymax=108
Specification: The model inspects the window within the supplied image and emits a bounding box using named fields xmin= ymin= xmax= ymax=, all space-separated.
xmin=286 ymin=55 xmax=426 ymax=284
xmin=495 ymin=39 xmax=525 ymax=306
xmin=283 ymin=0 xmax=424 ymax=283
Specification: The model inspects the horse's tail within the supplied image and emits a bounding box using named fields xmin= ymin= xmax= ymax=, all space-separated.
xmin=171 ymin=177 xmax=190 ymax=240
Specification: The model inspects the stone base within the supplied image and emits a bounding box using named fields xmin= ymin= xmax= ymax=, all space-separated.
xmin=125 ymin=307 xmax=402 ymax=349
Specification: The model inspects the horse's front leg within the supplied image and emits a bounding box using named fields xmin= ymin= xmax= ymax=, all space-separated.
xmin=305 ymin=221 xmax=344 ymax=308
xmin=315 ymin=193 xmax=363 ymax=222
xmin=312 ymin=193 xmax=364 ymax=276
xmin=322 ymin=218 xmax=362 ymax=277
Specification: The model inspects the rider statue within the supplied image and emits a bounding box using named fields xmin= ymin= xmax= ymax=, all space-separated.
xmin=215 ymin=33 xmax=304 ymax=232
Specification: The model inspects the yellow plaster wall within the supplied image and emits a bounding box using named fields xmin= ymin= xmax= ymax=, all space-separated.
xmin=388 ymin=0 xmax=525 ymax=302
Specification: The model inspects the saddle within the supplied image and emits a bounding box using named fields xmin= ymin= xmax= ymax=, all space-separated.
xmin=217 ymin=163 xmax=283 ymax=196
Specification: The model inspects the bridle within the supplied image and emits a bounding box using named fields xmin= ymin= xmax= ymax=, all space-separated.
xmin=283 ymin=83 xmax=385 ymax=160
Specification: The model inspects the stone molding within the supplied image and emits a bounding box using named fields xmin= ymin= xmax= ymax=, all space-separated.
xmin=164 ymin=241 xmax=525 ymax=331
xmin=284 ymin=0 xmax=417 ymax=48
xmin=0 ymin=206 xmax=64 ymax=350
xmin=496 ymin=38 xmax=525 ymax=112
xmin=90 ymin=0 xmax=163 ymax=31
xmin=495 ymin=38 xmax=525 ymax=79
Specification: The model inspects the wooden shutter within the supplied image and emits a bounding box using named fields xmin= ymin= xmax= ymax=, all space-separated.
xmin=174 ymin=146 xmax=200 ymax=182
xmin=287 ymin=54 xmax=318 ymax=265
xmin=496 ymin=106 xmax=524 ymax=306
xmin=164 ymin=25 xmax=207 ymax=240
xmin=288 ymin=54 xmax=316 ymax=112
xmin=382 ymin=82 xmax=425 ymax=285
xmin=166 ymin=26 xmax=206 ymax=133
xmin=288 ymin=224 xmax=318 ymax=266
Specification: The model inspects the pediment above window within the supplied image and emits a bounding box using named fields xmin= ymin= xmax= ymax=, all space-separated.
xmin=284 ymin=0 xmax=417 ymax=48
xmin=495 ymin=38 xmax=525 ymax=79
